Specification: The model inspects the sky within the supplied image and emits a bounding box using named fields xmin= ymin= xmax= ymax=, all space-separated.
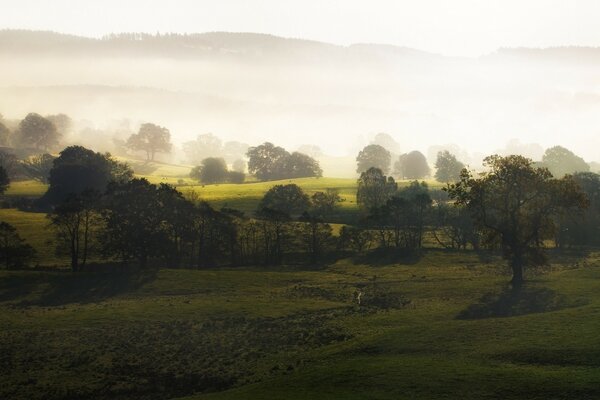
xmin=3 ymin=0 xmax=600 ymax=56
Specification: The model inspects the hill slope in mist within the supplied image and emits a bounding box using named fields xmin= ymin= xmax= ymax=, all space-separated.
xmin=1 ymin=30 xmax=599 ymax=172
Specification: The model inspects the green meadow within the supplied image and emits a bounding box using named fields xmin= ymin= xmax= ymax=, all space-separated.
xmin=1 ymin=160 xmax=598 ymax=399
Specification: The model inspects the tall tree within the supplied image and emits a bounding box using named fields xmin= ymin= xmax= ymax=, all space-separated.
xmin=18 ymin=113 xmax=60 ymax=151
xmin=356 ymin=167 xmax=397 ymax=211
xmin=43 ymin=146 xmax=133 ymax=205
xmin=0 ymin=166 xmax=9 ymax=195
xmin=356 ymin=144 xmax=391 ymax=174
xmin=258 ymin=184 xmax=310 ymax=216
xmin=394 ymin=151 xmax=430 ymax=179
xmin=126 ymin=123 xmax=172 ymax=161
xmin=434 ymin=150 xmax=465 ymax=182
xmin=48 ymin=190 xmax=100 ymax=271
xmin=446 ymin=155 xmax=588 ymax=286
xmin=246 ymin=142 xmax=289 ymax=181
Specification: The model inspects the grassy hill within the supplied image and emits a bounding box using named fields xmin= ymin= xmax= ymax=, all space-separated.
xmin=1 ymin=250 xmax=599 ymax=399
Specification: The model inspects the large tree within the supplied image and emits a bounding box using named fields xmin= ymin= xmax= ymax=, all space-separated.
xmin=541 ymin=145 xmax=589 ymax=177
xmin=258 ymin=184 xmax=310 ymax=216
xmin=446 ymin=155 xmax=587 ymax=286
xmin=434 ymin=150 xmax=465 ymax=183
xmin=18 ymin=113 xmax=60 ymax=151
xmin=278 ymin=151 xmax=322 ymax=179
xmin=190 ymin=157 xmax=229 ymax=184
xmin=356 ymin=144 xmax=391 ymax=174
xmin=247 ymin=142 xmax=289 ymax=181
xmin=394 ymin=151 xmax=430 ymax=180
xmin=43 ymin=146 xmax=133 ymax=204
xmin=356 ymin=167 xmax=397 ymax=211
xmin=48 ymin=190 xmax=100 ymax=271
xmin=127 ymin=123 xmax=172 ymax=161
xmin=0 ymin=166 xmax=9 ymax=195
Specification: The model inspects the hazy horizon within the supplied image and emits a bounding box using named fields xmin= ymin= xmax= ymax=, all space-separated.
xmin=2 ymin=2 xmax=600 ymax=174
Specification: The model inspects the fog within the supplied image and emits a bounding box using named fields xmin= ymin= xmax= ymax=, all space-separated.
xmin=1 ymin=31 xmax=599 ymax=176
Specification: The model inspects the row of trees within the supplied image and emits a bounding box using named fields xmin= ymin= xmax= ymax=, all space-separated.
xmin=356 ymin=142 xmax=593 ymax=183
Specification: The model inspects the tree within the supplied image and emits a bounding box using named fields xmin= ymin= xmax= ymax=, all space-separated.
xmin=227 ymin=171 xmax=245 ymax=184
xmin=434 ymin=150 xmax=465 ymax=183
xmin=0 ymin=222 xmax=35 ymax=269
xmin=258 ymin=184 xmax=310 ymax=216
xmin=311 ymin=188 xmax=342 ymax=218
xmin=446 ymin=155 xmax=588 ymax=286
xmin=0 ymin=166 xmax=9 ymax=195
xmin=190 ymin=157 xmax=229 ymax=184
xmin=356 ymin=144 xmax=391 ymax=174
xmin=356 ymin=167 xmax=397 ymax=211
xmin=18 ymin=113 xmax=60 ymax=151
xmin=21 ymin=153 xmax=56 ymax=183
xmin=338 ymin=226 xmax=372 ymax=253
xmin=100 ymin=178 xmax=169 ymax=267
xmin=541 ymin=146 xmax=589 ymax=177
xmin=278 ymin=151 xmax=323 ymax=179
xmin=223 ymin=141 xmax=249 ymax=163
xmin=48 ymin=190 xmax=100 ymax=271
xmin=247 ymin=142 xmax=289 ymax=181
xmin=43 ymin=146 xmax=133 ymax=205
xmin=298 ymin=212 xmax=333 ymax=264
xmin=0 ymin=152 xmax=20 ymax=180
xmin=126 ymin=123 xmax=172 ymax=161
xmin=394 ymin=151 xmax=430 ymax=179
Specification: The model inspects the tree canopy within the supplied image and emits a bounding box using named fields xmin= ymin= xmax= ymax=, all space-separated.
xmin=446 ymin=155 xmax=588 ymax=285
xmin=394 ymin=151 xmax=430 ymax=180
xmin=541 ymin=145 xmax=589 ymax=177
xmin=247 ymin=142 xmax=321 ymax=181
xmin=356 ymin=144 xmax=391 ymax=174
xmin=18 ymin=113 xmax=60 ymax=151
xmin=434 ymin=150 xmax=465 ymax=182
xmin=126 ymin=123 xmax=172 ymax=161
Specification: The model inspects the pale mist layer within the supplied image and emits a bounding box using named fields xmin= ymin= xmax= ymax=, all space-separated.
xmin=0 ymin=31 xmax=599 ymax=177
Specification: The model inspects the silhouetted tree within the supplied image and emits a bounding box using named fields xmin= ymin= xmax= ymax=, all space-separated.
xmin=48 ymin=190 xmax=100 ymax=271
xmin=541 ymin=146 xmax=589 ymax=177
xmin=338 ymin=226 xmax=372 ymax=253
xmin=18 ymin=113 xmax=60 ymax=151
xmin=446 ymin=155 xmax=588 ymax=286
xmin=278 ymin=151 xmax=322 ymax=178
xmin=43 ymin=146 xmax=133 ymax=204
xmin=227 ymin=170 xmax=245 ymax=184
xmin=298 ymin=212 xmax=333 ymax=264
xmin=190 ymin=157 xmax=229 ymax=184
xmin=258 ymin=184 xmax=310 ymax=216
xmin=126 ymin=123 xmax=172 ymax=161
xmin=356 ymin=167 xmax=397 ymax=211
xmin=356 ymin=144 xmax=391 ymax=174
xmin=247 ymin=142 xmax=289 ymax=181
xmin=394 ymin=151 xmax=430 ymax=179
xmin=311 ymin=188 xmax=342 ymax=218
xmin=100 ymin=178 xmax=169 ymax=267
xmin=434 ymin=150 xmax=465 ymax=182
xmin=46 ymin=113 xmax=72 ymax=137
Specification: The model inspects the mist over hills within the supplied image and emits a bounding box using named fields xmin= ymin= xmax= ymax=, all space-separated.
xmin=1 ymin=29 xmax=599 ymax=174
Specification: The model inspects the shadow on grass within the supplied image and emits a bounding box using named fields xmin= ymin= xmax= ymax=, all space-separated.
xmin=457 ymin=284 xmax=587 ymax=320
xmin=0 ymin=266 xmax=157 ymax=307
xmin=353 ymin=247 xmax=423 ymax=267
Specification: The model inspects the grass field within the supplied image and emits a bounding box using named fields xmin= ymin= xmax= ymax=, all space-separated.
xmin=1 ymin=250 xmax=599 ymax=399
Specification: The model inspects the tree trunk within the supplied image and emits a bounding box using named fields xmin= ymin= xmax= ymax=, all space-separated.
xmin=510 ymin=255 xmax=524 ymax=287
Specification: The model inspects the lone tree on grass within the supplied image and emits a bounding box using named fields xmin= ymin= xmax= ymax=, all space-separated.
xmin=356 ymin=144 xmax=391 ymax=174
xmin=446 ymin=155 xmax=587 ymax=286
xmin=434 ymin=150 xmax=465 ymax=183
